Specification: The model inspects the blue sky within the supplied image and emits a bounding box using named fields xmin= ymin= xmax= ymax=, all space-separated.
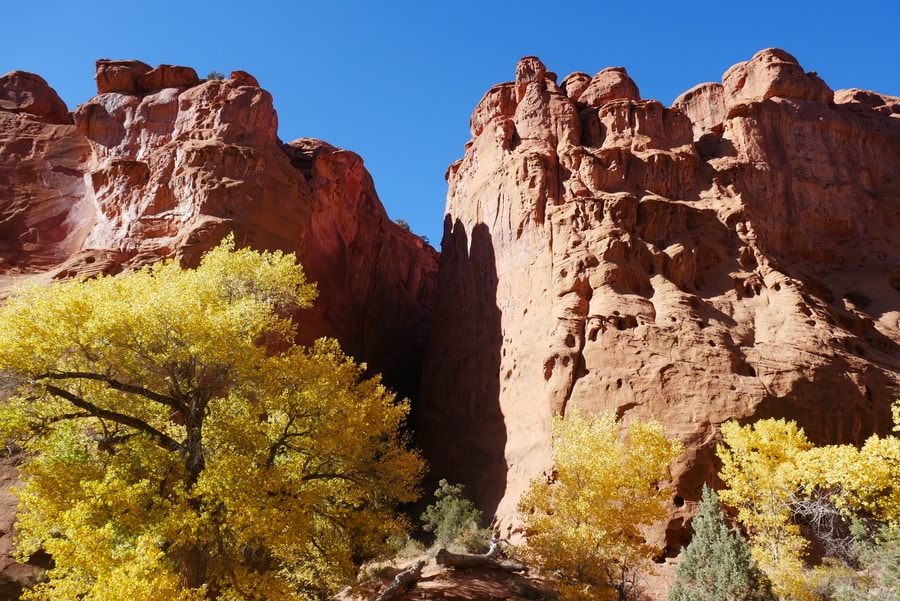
xmin=3 ymin=1 xmax=899 ymax=247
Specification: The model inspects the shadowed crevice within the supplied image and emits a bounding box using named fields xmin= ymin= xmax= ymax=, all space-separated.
xmin=415 ymin=217 xmax=505 ymax=523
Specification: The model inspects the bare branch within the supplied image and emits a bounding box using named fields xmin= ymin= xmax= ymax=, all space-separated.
xmin=266 ymin=415 xmax=298 ymax=468
xmin=436 ymin=549 xmax=527 ymax=572
xmin=41 ymin=383 xmax=183 ymax=453
xmin=375 ymin=560 xmax=426 ymax=601
xmin=37 ymin=371 xmax=181 ymax=409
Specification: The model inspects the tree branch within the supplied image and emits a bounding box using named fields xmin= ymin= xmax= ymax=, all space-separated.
xmin=266 ymin=415 xmax=297 ymax=468
xmin=37 ymin=371 xmax=181 ymax=410
xmin=436 ymin=548 xmax=528 ymax=572
xmin=45 ymin=411 xmax=93 ymax=423
xmin=41 ymin=383 xmax=183 ymax=453
xmin=375 ymin=560 xmax=425 ymax=601
xmin=300 ymin=472 xmax=360 ymax=484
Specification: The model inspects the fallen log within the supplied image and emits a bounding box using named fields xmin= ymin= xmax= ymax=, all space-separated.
xmin=374 ymin=560 xmax=425 ymax=601
xmin=435 ymin=548 xmax=527 ymax=573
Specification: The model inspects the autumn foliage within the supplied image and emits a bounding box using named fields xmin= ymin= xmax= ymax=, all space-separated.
xmin=0 ymin=237 xmax=425 ymax=600
xmin=518 ymin=409 xmax=683 ymax=601
xmin=717 ymin=410 xmax=900 ymax=600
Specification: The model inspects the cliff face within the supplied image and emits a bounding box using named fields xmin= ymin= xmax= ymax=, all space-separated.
xmin=0 ymin=60 xmax=438 ymax=396
xmin=417 ymin=49 xmax=900 ymax=555
xmin=0 ymin=71 xmax=92 ymax=273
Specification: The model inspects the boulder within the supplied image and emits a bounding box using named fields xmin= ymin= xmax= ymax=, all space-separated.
xmin=722 ymin=47 xmax=833 ymax=112
xmin=578 ymin=66 xmax=641 ymax=106
xmin=94 ymin=59 xmax=152 ymax=94
xmin=673 ymin=81 xmax=726 ymax=139
xmin=137 ymin=64 xmax=201 ymax=92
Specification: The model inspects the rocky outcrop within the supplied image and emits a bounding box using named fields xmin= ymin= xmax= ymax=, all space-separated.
xmin=282 ymin=138 xmax=438 ymax=392
xmin=417 ymin=48 xmax=900 ymax=568
xmin=0 ymin=72 xmax=91 ymax=275
xmin=0 ymin=61 xmax=437 ymax=396
xmin=0 ymin=71 xmax=72 ymax=125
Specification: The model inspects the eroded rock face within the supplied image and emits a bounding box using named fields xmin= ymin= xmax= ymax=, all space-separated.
xmin=0 ymin=62 xmax=438 ymax=392
xmin=0 ymin=71 xmax=72 ymax=125
xmin=0 ymin=72 xmax=91 ymax=275
xmin=282 ymin=138 xmax=438 ymax=394
xmin=418 ymin=48 xmax=900 ymax=572
xmin=722 ymin=48 xmax=833 ymax=108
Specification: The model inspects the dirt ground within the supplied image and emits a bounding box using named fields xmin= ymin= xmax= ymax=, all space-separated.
xmin=337 ymin=554 xmax=557 ymax=601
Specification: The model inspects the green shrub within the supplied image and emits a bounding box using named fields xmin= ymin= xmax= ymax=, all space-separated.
xmin=387 ymin=534 xmax=426 ymax=559
xmin=811 ymin=521 xmax=900 ymax=601
xmin=669 ymin=485 xmax=776 ymax=601
xmin=420 ymin=479 xmax=485 ymax=548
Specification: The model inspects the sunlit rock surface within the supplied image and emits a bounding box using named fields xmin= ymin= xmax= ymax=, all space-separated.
xmin=417 ymin=50 xmax=900 ymax=575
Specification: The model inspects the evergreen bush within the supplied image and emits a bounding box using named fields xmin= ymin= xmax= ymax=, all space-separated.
xmin=669 ymin=485 xmax=777 ymax=601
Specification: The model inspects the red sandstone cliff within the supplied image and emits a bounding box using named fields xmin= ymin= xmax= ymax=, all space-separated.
xmin=416 ymin=49 xmax=900 ymax=564
xmin=0 ymin=61 xmax=438 ymax=395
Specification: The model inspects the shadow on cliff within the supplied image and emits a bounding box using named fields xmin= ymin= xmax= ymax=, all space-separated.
xmin=414 ymin=217 xmax=505 ymax=524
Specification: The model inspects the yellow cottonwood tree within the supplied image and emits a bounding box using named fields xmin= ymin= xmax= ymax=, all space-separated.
xmin=0 ymin=237 xmax=425 ymax=601
xmin=800 ymin=438 xmax=900 ymax=529
xmin=518 ymin=409 xmax=683 ymax=601
xmin=717 ymin=418 xmax=813 ymax=599
xmin=717 ymin=412 xmax=900 ymax=600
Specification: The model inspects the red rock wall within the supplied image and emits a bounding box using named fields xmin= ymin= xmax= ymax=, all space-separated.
xmin=0 ymin=72 xmax=92 ymax=274
xmin=417 ymin=50 xmax=900 ymax=559
xmin=0 ymin=61 xmax=437 ymax=397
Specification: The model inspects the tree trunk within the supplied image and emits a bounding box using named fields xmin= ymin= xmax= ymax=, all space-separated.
xmin=375 ymin=560 xmax=426 ymax=601
xmin=176 ymin=402 xmax=210 ymax=592
xmin=174 ymin=544 xmax=210 ymax=592
xmin=435 ymin=548 xmax=527 ymax=572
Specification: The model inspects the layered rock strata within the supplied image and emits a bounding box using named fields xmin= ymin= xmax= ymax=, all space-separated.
xmin=417 ymin=49 xmax=900 ymax=557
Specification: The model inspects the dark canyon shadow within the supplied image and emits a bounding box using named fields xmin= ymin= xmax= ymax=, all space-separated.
xmin=414 ymin=217 xmax=505 ymax=524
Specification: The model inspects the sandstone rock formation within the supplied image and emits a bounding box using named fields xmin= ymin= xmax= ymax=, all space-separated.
xmin=0 ymin=61 xmax=437 ymax=397
xmin=417 ymin=48 xmax=900 ymax=566
xmin=0 ymin=71 xmax=91 ymax=274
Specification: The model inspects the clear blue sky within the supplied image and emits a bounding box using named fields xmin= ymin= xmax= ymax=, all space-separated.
xmin=4 ymin=1 xmax=899 ymax=247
